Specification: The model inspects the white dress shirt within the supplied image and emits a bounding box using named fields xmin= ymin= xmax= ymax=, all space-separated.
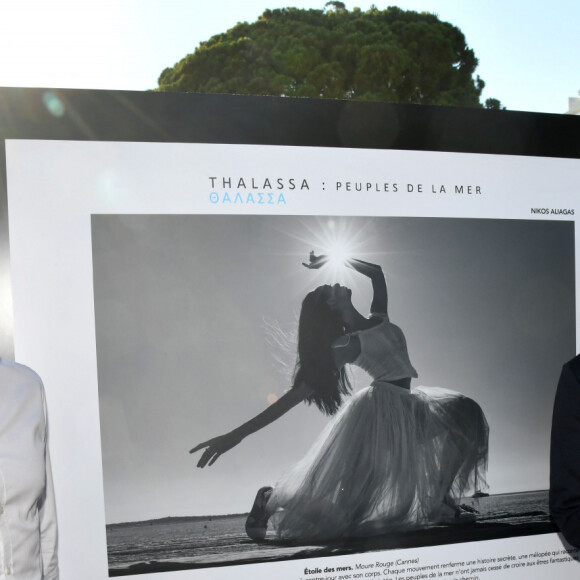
xmin=0 ymin=358 xmax=58 ymax=579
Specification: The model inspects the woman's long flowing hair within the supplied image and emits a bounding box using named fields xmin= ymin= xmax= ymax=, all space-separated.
xmin=293 ymin=286 xmax=352 ymax=416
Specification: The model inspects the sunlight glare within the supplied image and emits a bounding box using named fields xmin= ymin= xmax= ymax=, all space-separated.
xmin=318 ymin=218 xmax=359 ymax=282
xmin=326 ymin=240 xmax=351 ymax=270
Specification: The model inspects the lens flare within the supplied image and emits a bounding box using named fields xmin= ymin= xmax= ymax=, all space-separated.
xmin=42 ymin=91 xmax=65 ymax=117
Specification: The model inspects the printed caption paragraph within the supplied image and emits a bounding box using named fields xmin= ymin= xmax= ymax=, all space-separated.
xmin=299 ymin=547 xmax=580 ymax=580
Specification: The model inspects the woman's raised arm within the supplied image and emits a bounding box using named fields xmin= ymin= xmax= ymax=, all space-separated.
xmin=348 ymin=258 xmax=388 ymax=315
xmin=190 ymin=381 xmax=312 ymax=468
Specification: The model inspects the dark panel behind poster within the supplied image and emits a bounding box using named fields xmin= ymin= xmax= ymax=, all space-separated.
xmin=2 ymin=89 xmax=580 ymax=578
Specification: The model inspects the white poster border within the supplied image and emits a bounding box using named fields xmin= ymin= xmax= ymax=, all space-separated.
xmin=5 ymin=139 xmax=580 ymax=579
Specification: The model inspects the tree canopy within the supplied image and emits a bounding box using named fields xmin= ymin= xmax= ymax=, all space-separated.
xmin=157 ymin=4 xmax=498 ymax=108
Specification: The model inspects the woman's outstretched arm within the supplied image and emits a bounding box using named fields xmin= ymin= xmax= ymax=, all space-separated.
xmin=348 ymin=258 xmax=388 ymax=315
xmin=190 ymin=381 xmax=312 ymax=468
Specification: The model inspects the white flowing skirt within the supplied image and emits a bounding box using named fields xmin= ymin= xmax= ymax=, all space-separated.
xmin=267 ymin=382 xmax=488 ymax=541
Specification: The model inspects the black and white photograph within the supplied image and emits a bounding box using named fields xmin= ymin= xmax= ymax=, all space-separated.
xmin=91 ymin=214 xmax=575 ymax=576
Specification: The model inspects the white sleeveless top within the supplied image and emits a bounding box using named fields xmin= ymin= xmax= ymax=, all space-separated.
xmin=353 ymin=314 xmax=418 ymax=383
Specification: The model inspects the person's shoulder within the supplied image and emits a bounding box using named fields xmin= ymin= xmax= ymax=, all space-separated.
xmin=0 ymin=357 xmax=44 ymax=390
xmin=369 ymin=311 xmax=388 ymax=319
xmin=368 ymin=312 xmax=389 ymax=328
xmin=566 ymin=354 xmax=580 ymax=383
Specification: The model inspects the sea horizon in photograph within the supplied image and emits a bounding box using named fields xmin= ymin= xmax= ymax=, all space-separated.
xmin=107 ymin=490 xmax=557 ymax=576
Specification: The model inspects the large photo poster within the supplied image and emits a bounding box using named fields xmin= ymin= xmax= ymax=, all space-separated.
xmin=5 ymin=138 xmax=580 ymax=579
xmin=93 ymin=213 xmax=574 ymax=574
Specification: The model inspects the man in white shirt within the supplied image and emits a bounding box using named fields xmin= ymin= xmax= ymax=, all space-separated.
xmin=0 ymin=358 xmax=58 ymax=579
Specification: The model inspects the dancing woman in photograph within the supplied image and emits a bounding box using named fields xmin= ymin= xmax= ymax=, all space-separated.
xmin=191 ymin=254 xmax=489 ymax=542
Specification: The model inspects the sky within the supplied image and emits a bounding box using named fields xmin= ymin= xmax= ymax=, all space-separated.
xmin=92 ymin=214 xmax=574 ymax=523
xmin=0 ymin=0 xmax=578 ymax=114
